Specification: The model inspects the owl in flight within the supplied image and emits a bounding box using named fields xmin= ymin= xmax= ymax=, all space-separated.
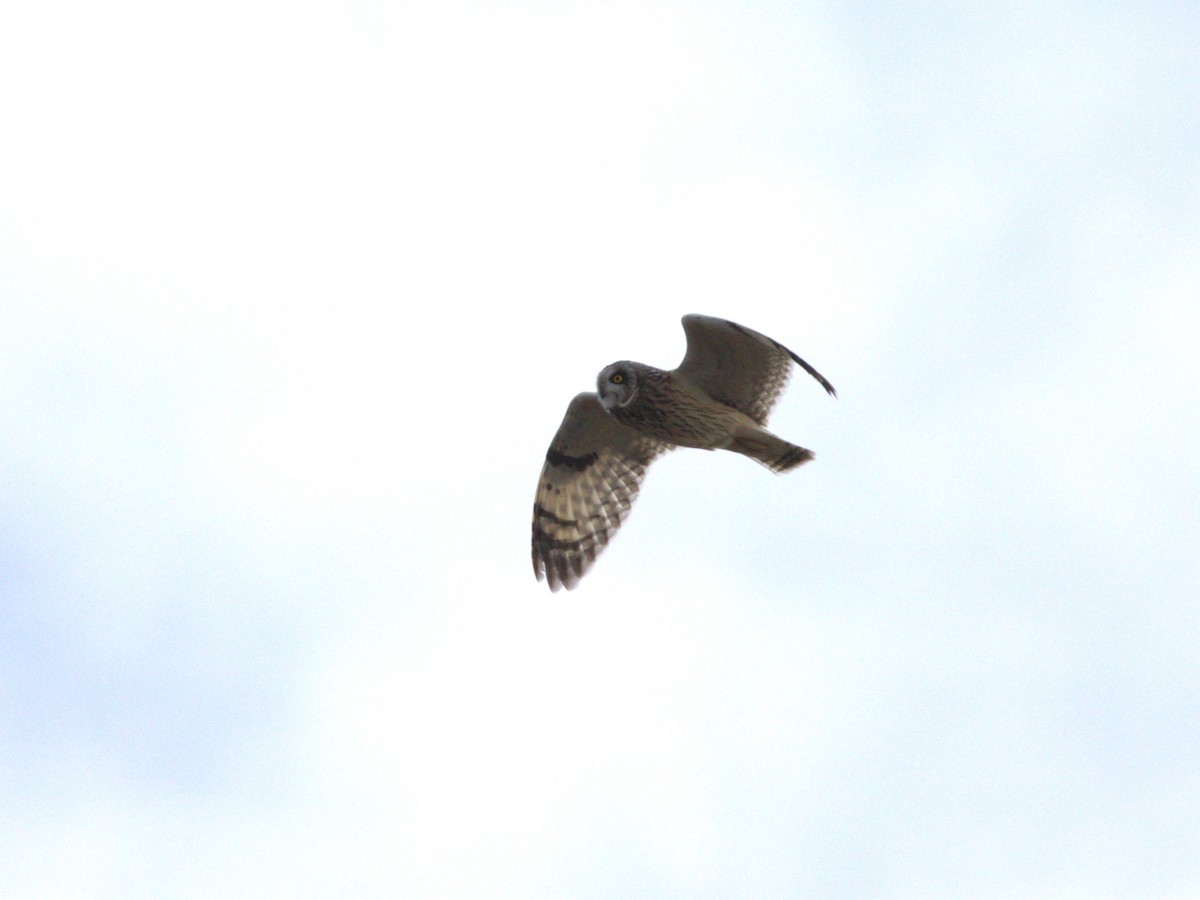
xmin=532 ymin=314 xmax=836 ymax=591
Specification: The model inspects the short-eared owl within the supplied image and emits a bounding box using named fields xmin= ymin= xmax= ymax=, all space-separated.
xmin=532 ymin=315 xmax=836 ymax=591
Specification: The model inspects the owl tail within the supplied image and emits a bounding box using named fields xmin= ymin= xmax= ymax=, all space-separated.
xmin=729 ymin=427 xmax=814 ymax=473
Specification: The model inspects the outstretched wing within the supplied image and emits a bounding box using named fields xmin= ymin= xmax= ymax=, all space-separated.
xmin=532 ymin=393 xmax=671 ymax=591
xmin=674 ymin=315 xmax=836 ymax=425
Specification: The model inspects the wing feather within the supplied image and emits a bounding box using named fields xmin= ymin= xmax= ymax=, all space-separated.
xmin=532 ymin=393 xmax=670 ymax=591
xmin=675 ymin=315 xmax=836 ymax=425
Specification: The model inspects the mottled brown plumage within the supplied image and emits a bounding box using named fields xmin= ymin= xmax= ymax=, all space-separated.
xmin=532 ymin=315 xmax=835 ymax=591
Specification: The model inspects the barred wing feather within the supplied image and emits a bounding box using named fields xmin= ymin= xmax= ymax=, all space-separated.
xmin=531 ymin=393 xmax=670 ymax=591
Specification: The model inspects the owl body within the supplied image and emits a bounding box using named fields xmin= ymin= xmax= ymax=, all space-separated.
xmin=532 ymin=314 xmax=836 ymax=591
xmin=598 ymin=361 xmax=758 ymax=451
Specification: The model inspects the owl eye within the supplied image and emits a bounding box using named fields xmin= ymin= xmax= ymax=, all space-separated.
xmin=611 ymin=372 xmax=625 ymax=384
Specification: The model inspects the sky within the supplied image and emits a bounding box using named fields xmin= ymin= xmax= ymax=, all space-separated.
xmin=2 ymin=0 xmax=1198 ymax=897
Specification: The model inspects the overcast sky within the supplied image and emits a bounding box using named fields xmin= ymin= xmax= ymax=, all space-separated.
xmin=2 ymin=1 xmax=1198 ymax=897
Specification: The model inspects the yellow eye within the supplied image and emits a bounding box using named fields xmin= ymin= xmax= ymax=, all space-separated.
xmin=611 ymin=372 xmax=624 ymax=384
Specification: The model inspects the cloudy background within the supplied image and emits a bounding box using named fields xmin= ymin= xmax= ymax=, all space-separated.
xmin=2 ymin=0 xmax=1197 ymax=896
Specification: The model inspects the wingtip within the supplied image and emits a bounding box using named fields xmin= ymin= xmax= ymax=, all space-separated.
xmin=791 ymin=353 xmax=837 ymax=398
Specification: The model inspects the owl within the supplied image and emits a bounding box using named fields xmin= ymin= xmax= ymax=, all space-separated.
xmin=532 ymin=314 xmax=836 ymax=591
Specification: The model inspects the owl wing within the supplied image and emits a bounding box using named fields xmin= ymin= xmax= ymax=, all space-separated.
xmin=532 ymin=392 xmax=671 ymax=591
xmin=675 ymin=315 xmax=836 ymax=425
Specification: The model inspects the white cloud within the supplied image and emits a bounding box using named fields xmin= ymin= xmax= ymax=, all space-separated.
xmin=2 ymin=0 xmax=1198 ymax=897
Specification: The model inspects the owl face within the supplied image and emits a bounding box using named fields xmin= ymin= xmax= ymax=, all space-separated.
xmin=597 ymin=362 xmax=638 ymax=410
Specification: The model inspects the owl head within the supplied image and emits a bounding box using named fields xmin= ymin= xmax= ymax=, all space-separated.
xmin=597 ymin=362 xmax=638 ymax=410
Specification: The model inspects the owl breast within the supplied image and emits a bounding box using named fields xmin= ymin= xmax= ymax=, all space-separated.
xmin=608 ymin=369 xmax=748 ymax=450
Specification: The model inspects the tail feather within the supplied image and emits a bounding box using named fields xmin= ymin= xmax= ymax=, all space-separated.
xmin=729 ymin=427 xmax=814 ymax=473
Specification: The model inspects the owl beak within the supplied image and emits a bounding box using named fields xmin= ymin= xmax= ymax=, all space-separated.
xmin=597 ymin=384 xmax=616 ymax=410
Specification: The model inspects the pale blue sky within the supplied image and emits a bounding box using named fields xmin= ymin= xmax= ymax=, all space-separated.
xmin=2 ymin=1 xmax=1198 ymax=897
